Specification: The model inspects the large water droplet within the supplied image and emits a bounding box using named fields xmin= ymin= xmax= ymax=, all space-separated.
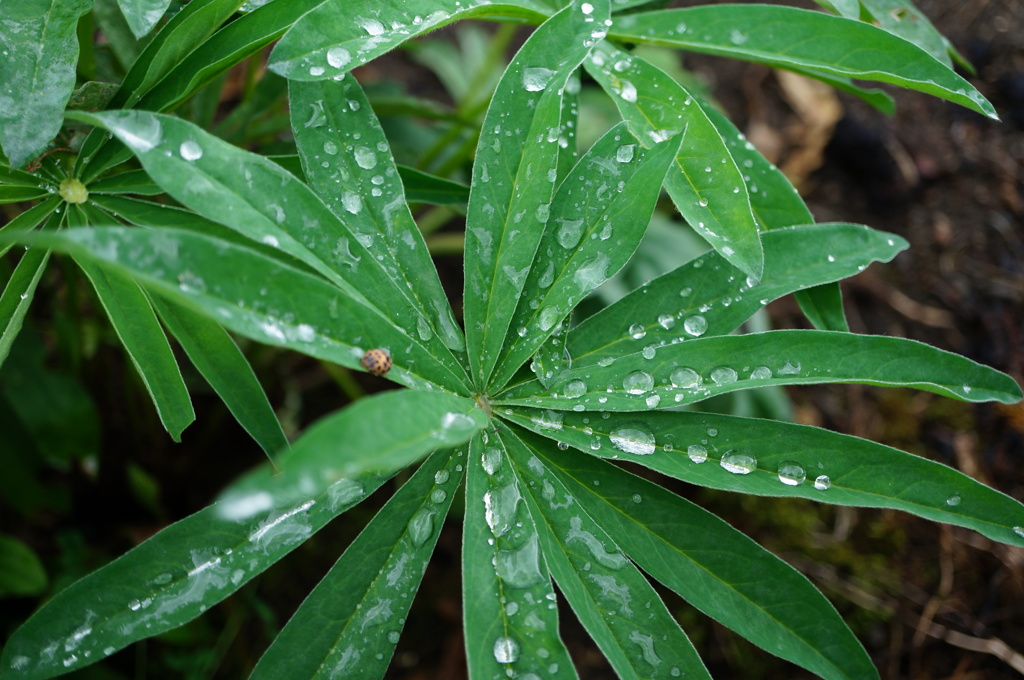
xmin=670 ymin=367 xmax=702 ymax=389
xmin=710 ymin=367 xmax=738 ymax=385
xmin=683 ymin=315 xmax=708 ymax=336
xmin=687 ymin=444 xmax=708 ymax=463
xmin=493 ymin=636 xmax=519 ymax=664
xmin=563 ymin=380 xmax=587 ymax=399
xmin=574 ymin=252 xmax=610 ymax=292
xmin=614 ymin=79 xmax=638 ymax=102
xmin=750 ymin=366 xmax=772 ymax=380
xmin=481 ymin=447 xmax=502 ymax=475
xmin=623 ymin=370 xmax=654 ymax=395
xmin=628 ymin=323 xmax=646 ymax=340
xmin=657 ymin=314 xmax=675 ymax=330
xmin=484 ymin=484 xmax=522 ymax=538
xmin=522 ymin=67 xmax=556 ymax=91
xmin=616 ymin=144 xmax=635 ymax=162
xmin=179 ymin=140 xmax=203 ymax=161
xmin=407 ymin=509 xmax=435 ymax=546
xmin=326 ymin=46 xmax=351 ymax=69
xmin=720 ymin=450 xmax=757 ymax=474
xmin=557 ymin=218 xmax=585 ymax=249
xmin=814 ymin=475 xmax=831 ymax=491
xmin=610 ymin=424 xmax=656 ymax=455
xmin=496 ymin=534 xmax=544 ymax=588
xmin=777 ymin=461 xmax=806 ymax=486
xmin=354 ymin=146 xmax=377 ymax=169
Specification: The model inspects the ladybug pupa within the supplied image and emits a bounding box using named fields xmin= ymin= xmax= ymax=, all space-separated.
xmin=360 ymin=348 xmax=392 ymax=376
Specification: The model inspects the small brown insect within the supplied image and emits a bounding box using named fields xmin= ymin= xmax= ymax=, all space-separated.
xmin=360 ymin=348 xmax=392 ymax=376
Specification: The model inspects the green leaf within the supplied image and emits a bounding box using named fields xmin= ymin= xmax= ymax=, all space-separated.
xmin=465 ymin=0 xmax=611 ymax=387
xmin=268 ymin=0 xmax=551 ymax=81
xmin=505 ymin=407 xmax=1024 ymax=550
xmin=0 ymin=199 xmax=60 ymax=259
xmin=500 ymin=330 xmax=1024 ymax=411
xmin=250 ymin=448 xmax=463 ymax=680
xmin=93 ymin=0 xmax=140 ymax=69
xmin=490 ymin=121 xmax=682 ymax=390
xmin=609 ymin=5 xmax=997 ymax=119
xmin=463 ymin=433 xmax=578 ymax=680
xmin=498 ymin=223 xmax=905 ymax=385
xmin=87 ymin=169 xmax=162 ymax=195
xmin=75 ymin=259 xmax=195 ymax=440
xmin=289 ymin=76 xmax=467 ymax=356
xmin=0 ymin=534 xmax=48 ymax=598
xmin=15 ymin=226 xmax=469 ymax=392
xmin=0 ymin=166 xmax=43 ymax=188
xmin=150 ymin=296 xmax=288 ymax=460
xmin=857 ymin=0 xmax=954 ymax=68
xmin=523 ymin=440 xmax=880 ymax=680
xmin=0 ymin=0 xmax=93 ymax=168
xmin=0 ymin=213 xmax=57 ymax=366
xmin=398 ymin=165 xmax=470 ymax=205
xmin=586 ymin=43 xmax=764 ymax=279
xmin=0 ymin=186 xmax=49 ymax=204
xmin=219 ymin=389 xmax=485 ymax=515
xmin=116 ymin=0 xmax=173 ymax=38
xmin=0 ymin=470 xmax=389 ymax=680
xmin=503 ymin=425 xmax=713 ymax=680
xmin=74 ymin=110 xmax=472 ymax=390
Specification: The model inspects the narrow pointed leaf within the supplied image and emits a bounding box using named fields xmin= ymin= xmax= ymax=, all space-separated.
xmin=0 ymin=213 xmax=59 ymax=366
xmin=76 ymin=259 xmax=194 ymax=441
xmin=0 ymin=0 xmax=93 ymax=168
xmin=857 ymin=0 xmax=954 ymax=68
xmin=250 ymin=448 xmax=464 ymax=680
xmin=397 ymin=166 xmax=470 ymax=205
xmin=608 ymin=5 xmax=997 ymax=119
xmin=490 ymin=122 xmax=681 ymax=390
xmin=116 ymin=0 xmax=173 ymax=38
xmin=586 ymin=43 xmax=763 ymax=279
xmin=15 ymin=227 xmax=469 ymax=392
xmin=88 ymin=169 xmax=162 ymax=195
xmin=0 ymin=470 xmax=388 ymax=680
xmin=524 ymin=441 xmax=880 ymax=680
xmin=219 ymin=390 xmax=484 ymax=517
xmin=495 ymin=223 xmax=905 ymax=392
xmin=465 ymin=0 xmax=610 ymax=386
xmin=505 ymin=407 xmax=1024 ymax=550
xmin=463 ymin=434 xmax=577 ymax=680
xmin=0 ymin=197 xmax=59 ymax=259
xmin=150 ymin=296 xmax=289 ymax=460
xmin=268 ymin=0 xmax=551 ymax=81
xmin=503 ymin=425 xmax=713 ymax=680
xmin=0 ymin=186 xmax=49 ymax=204
xmin=500 ymin=330 xmax=1023 ymax=410
xmin=289 ymin=77 xmax=467 ymax=358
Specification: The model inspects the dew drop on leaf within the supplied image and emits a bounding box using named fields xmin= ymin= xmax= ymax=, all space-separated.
xmin=687 ymin=444 xmax=708 ymax=463
xmin=623 ymin=370 xmax=654 ymax=394
xmin=710 ymin=367 xmax=738 ymax=385
xmin=407 ymin=509 xmax=435 ymax=547
xmin=777 ymin=461 xmax=806 ymax=486
xmin=354 ymin=146 xmax=377 ymax=169
xmin=657 ymin=314 xmax=675 ymax=330
xmin=522 ymin=67 xmax=556 ymax=91
xmin=434 ymin=470 xmax=450 ymax=485
xmin=671 ymin=367 xmax=702 ymax=389
xmin=616 ymin=144 xmax=635 ymax=162
xmin=179 ymin=140 xmax=203 ymax=161
xmin=720 ymin=450 xmax=757 ymax=474
xmin=628 ymin=323 xmax=646 ymax=340
xmin=946 ymin=494 xmax=961 ymax=507
xmin=563 ymin=379 xmax=587 ymax=398
xmin=481 ymin=447 xmax=502 ymax=475
xmin=610 ymin=423 xmax=656 ymax=455
xmin=683 ymin=315 xmax=707 ymax=336
xmin=814 ymin=475 xmax=831 ymax=491
xmin=493 ymin=636 xmax=519 ymax=664
xmin=750 ymin=366 xmax=772 ymax=380
xmin=326 ymin=46 xmax=351 ymax=69
xmin=496 ymin=534 xmax=544 ymax=588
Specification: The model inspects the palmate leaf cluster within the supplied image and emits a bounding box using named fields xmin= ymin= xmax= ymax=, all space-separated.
xmin=0 ymin=0 xmax=1022 ymax=679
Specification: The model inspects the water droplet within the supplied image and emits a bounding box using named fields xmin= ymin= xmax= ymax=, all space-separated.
xmin=670 ymin=368 xmax=702 ymax=389
xmin=309 ymin=65 xmax=325 ymax=76
xmin=522 ymin=67 xmax=556 ymax=91
xmin=616 ymin=144 xmax=636 ymax=162
xmin=698 ymin=197 xmax=708 ymax=207
xmin=750 ymin=366 xmax=772 ymax=380
xmin=657 ymin=314 xmax=675 ymax=330
xmin=814 ymin=475 xmax=831 ymax=491
xmin=496 ymin=534 xmax=544 ymax=588
xmin=645 ymin=394 xmax=661 ymax=408
xmin=629 ymin=323 xmax=646 ymax=340
xmin=614 ymin=79 xmax=638 ymax=102
xmin=357 ymin=16 xmax=386 ymax=35
xmin=481 ymin=447 xmax=502 ymax=475
xmin=430 ymin=489 xmax=447 ymax=504
xmin=687 ymin=444 xmax=708 ymax=463
xmin=484 ymin=484 xmax=522 ymax=538
xmin=610 ymin=424 xmax=656 ymax=455
xmin=407 ymin=509 xmax=435 ymax=546
xmin=945 ymin=494 xmax=961 ymax=507
xmin=179 ymin=140 xmax=203 ymax=161
xmin=1013 ymin=526 xmax=1024 ymax=539
xmin=563 ymin=380 xmax=587 ymax=399
xmin=641 ymin=345 xmax=656 ymax=360
xmin=720 ymin=450 xmax=757 ymax=474
xmin=574 ymin=252 xmax=610 ymax=292
xmin=326 ymin=46 xmax=351 ymax=69
xmin=729 ymin=29 xmax=749 ymax=45
xmin=777 ymin=461 xmax=806 ymax=486
xmin=710 ymin=367 xmax=738 ymax=385
xmin=631 ymin=494 xmax=642 ymax=504
xmin=778 ymin=360 xmax=801 ymax=376
xmin=557 ymin=217 xmax=585 ymax=249
xmin=538 ymin=306 xmax=562 ymax=331
xmin=623 ymin=370 xmax=654 ymax=394
xmin=629 ymin=630 xmax=661 ymax=667
xmin=387 ymin=630 xmax=401 ymax=644
xmin=683 ymin=315 xmax=707 ymax=336
xmin=493 ymin=636 xmax=519 ymax=664
xmin=354 ymin=146 xmax=377 ymax=169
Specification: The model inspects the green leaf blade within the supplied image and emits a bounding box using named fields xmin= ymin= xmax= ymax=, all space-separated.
xmin=504 ymin=425 xmax=713 ymax=680
xmin=465 ymin=0 xmax=611 ymax=387
xmin=76 ymin=259 xmax=195 ymax=441
xmin=490 ymin=121 xmax=682 ymax=390
xmin=116 ymin=0 xmax=173 ymax=38
xmin=523 ymin=439 xmax=880 ymax=680
xmin=0 ymin=0 xmax=93 ymax=168
xmin=586 ymin=44 xmax=764 ymax=279
xmin=609 ymin=5 xmax=997 ymax=119
xmin=501 ymin=330 xmax=1023 ymax=411
xmin=250 ymin=449 xmax=464 ymax=680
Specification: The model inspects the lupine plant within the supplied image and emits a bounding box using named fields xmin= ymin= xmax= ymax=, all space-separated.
xmin=1 ymin=0 xmax=1022 ymax=678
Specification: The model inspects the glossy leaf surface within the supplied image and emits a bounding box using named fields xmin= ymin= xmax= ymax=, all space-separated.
xmin=609 ymin=5 xmax=996 ymax=119
xmin=504 ymin=407 xmax=1024 ymax=550
xmin=250 ymin=449 xmax=463 ymax=680
xmin=464 ymin=0 xmax=609 ymax=387
xmin=0 ymin=0 xmax=92 ymax=168
xmin=116 ymin=0 xmax=173 ymax=38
